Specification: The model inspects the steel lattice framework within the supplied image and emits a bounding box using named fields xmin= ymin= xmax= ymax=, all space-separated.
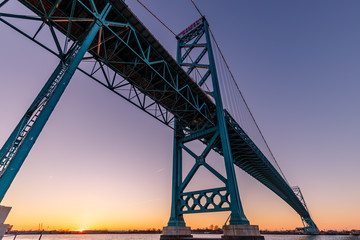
xmin=0 ymin=0 xmax=318 ymax=233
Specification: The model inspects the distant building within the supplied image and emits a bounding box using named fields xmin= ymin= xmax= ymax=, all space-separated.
xmin=5 ymin=225 xmax=13 ymax=234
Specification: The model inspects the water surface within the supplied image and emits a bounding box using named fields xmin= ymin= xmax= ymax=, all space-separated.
xmin=3 ymin=234 xmax=360 ymax=240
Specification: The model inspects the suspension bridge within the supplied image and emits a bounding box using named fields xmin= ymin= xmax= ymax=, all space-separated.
xmin=0 ymin=0 xmax=318 ymax=239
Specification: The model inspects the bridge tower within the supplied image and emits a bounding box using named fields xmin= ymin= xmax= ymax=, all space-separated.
xmin=161 ymin=17 xmax=264 ymax=240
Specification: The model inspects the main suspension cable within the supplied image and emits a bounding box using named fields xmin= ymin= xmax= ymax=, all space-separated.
xmin=135 ymin=0 xmax=176 ymax=36
xmin=190 ymin=0 xmax=203 ymax=17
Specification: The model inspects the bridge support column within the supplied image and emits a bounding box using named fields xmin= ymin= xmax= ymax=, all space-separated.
xmin=161 ymin=120 xmax=193 ymax=240
xmin=0 ymin=205 xmax=11 ymax=240
xmin=162 ymin=17 xmax=265 ymax=240
xmin=222 ymin=225 xmax=264 ymax=240
xmin=203 ymin=18 xmax=264 ymax=240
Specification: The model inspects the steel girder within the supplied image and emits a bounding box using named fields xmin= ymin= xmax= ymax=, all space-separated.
xmin=292 ymin=186 xmax=319 ymax=233
xmin=0 ymin=0 xmax=215 ymax=130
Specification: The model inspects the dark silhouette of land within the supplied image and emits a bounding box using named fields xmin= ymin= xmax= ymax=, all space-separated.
xmin=7 ymin=228 xmax=360 ymax=236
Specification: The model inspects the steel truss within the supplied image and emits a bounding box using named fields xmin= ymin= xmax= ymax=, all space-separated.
xmin=0 ymin=0 xmax=215 ymax=200
xmin=292 ymin=186 xmax=318 ymax=233
xmin=0 ymin=0 xmax=215 ymax=130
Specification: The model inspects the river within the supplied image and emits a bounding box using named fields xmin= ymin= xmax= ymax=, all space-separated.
xmin=3 ymin=234 xmax=360 ymax=240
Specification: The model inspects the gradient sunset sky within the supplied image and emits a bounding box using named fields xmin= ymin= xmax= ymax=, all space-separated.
xmin=0 ymin=0 xmax=360 ymax=232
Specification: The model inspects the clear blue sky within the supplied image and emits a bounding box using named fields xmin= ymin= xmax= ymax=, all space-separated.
xmin=0 ymin=0 xmax=359 ymax=231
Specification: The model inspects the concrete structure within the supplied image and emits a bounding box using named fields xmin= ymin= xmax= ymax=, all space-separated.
xmin=160 ymin=226 xmax=193 ymax=240
xmin=0 ymin=205 xmax=11 ymax=240
xmin=222 ymin=225 xmax=264 ymax=240
xmin=160 ymin=225 xmax=265 ymax=240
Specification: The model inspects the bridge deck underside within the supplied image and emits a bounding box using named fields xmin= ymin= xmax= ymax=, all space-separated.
xmin=223 ymin=112 xmax=310 ymax=218
xmin=18 ymin=0 xmax=310 ymax=221
xmin=19 ymin=0 xmax=215 ymax=128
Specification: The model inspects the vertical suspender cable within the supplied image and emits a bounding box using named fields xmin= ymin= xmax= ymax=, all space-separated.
xmin=189 ymin=0 xmax=288 ymax=183
xmin=209 ymin=28 xmax=288 ymax=183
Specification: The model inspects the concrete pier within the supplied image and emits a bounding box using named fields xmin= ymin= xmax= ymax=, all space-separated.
xmin=221 ymin=225 xmax=264 ymax=240
xmin=160 ymin=226 xmax=193 ymax=240
xmin=0 ymin=205 xmax=11 ymax=240
xmin=160 ymin=225 xmax=265 ymax=240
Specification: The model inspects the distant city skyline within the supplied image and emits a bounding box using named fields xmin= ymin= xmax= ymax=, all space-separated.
xmin=0 ymin=0 xmax=359 ymax=232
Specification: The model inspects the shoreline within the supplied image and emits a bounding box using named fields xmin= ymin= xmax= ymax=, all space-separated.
xmin=6 ymin=230 xmax=360 ymax=236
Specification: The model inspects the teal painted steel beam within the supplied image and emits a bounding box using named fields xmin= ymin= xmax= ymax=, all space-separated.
xmin=179 ymin=187 xmax=231 ymax=214
xmin=168 ymin=119 xmax=186 ymax=227
xmin=0 ymin=5 xmax=110 ymax=202
xmin=203 ymin=18 xmax=249 ymax=225
xmin=199 ymin=130 xmax=220 ymax=160
xmin=202 ymin=162 xmax=227 ymax=184
xmin=0 ymin=0 xmax=9 ymax=8
xmin=179 ymin=162 xmax=201 ymax=193
xmin=181 ymin=30 xmax=205 ymax=61
xmin=198 ymin=70 xmax=211 ymax=87
xmin=181 ymin=126 xmax=218 ymax=143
